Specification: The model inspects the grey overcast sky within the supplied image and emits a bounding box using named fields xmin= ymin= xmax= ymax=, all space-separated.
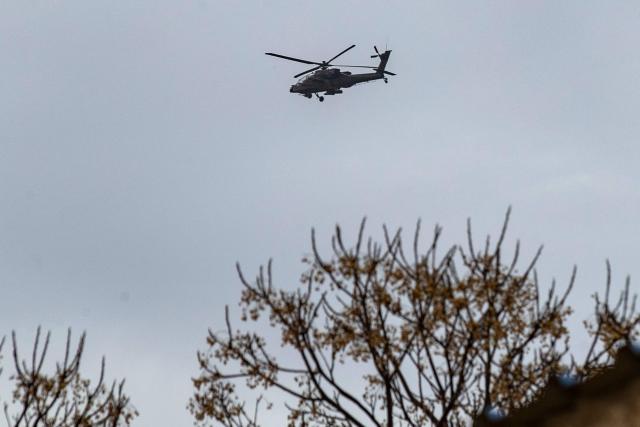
xmin=1 ymin=1 xmax=639 ymax=425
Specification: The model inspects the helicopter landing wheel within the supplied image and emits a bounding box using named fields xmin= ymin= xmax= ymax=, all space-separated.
xmin=384 ymin=78 xmax=388 ymax=83
xmin=318 ymin=96 xmax=324 ymax=102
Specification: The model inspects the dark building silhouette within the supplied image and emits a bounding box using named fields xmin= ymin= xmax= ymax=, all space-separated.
xmin=475 ymin=345 xmax=640 ymax=427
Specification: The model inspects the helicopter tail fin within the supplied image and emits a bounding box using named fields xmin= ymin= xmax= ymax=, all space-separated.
xmin=375 ymin=50 xmax=391 ymax=75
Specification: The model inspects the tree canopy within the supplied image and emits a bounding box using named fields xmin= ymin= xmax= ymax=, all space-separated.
xmin=2 ymin=328 xmax=137 ymax=427
xmin=190 ymin=211 xmax=639 ymax=427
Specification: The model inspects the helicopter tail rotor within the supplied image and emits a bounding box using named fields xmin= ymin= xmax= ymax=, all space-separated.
xmin=371 ymin=45 xmax=382 ymax=59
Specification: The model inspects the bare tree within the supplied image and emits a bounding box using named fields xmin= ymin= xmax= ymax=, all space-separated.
xmin=3 ymin=328 xmax=137 ymax=427
xmin=190 ymin=210 xmax=639 ymax=427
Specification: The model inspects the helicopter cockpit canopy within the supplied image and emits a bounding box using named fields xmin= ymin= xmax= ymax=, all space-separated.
xmin=298 ymin=68 xmax=341 ymax=82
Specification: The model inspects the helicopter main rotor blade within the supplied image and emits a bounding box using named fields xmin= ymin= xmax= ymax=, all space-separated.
xmin=332 ymin=64 xmax=376 ymax=68
xmin=333 ymin=64 xmax=397 ymax=76
xmin=294 ymin=65 xmax=322 ymax=78
xmin=326 ymin=44 xmax=356 ymax=64
xmin=265 ymin=52 xmax=322 ymax=66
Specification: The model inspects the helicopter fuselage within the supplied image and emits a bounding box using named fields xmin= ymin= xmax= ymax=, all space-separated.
xmin=289 ymin=68 xmax=387 ymax=97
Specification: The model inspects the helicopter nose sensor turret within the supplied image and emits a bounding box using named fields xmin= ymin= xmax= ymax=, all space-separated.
xmin=290 ymin=83 xmax=305 ymax=93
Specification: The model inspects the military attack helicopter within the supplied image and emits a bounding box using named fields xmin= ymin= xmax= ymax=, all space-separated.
xmin=265 ymin=44 xmax=394 ymax=101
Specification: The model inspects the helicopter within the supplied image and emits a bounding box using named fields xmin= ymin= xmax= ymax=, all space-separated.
xmin=265 ymin=44 xmax=395 ymax=101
